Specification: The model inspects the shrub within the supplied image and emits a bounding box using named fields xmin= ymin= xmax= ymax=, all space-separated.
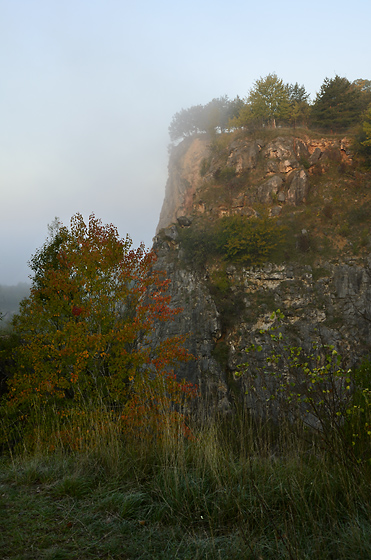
xmin=179 ymin=216 xmax=286 ymax=269
xmin=215 ymin=215 xmax=285 ymax=265
xmin=200 ymin=158 xmax=210 ymax=177
xmin=217 ymin=167 xmax=237 ymax=183
xmin=177 ymin=221 xmax=218 ymax=269
xmin=238 ymin=310 xmax=371 ymax=470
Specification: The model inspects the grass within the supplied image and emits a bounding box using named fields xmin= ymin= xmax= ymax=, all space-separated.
xmin=2 ymin=412 xmax=371 ymax=559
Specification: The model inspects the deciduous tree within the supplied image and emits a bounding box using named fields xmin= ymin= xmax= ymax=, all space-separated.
xmin=168 ymin=97 xmax=244 ymax=141
xmin=5 ymin=214 xmax=194 ymax=448
xmin=246 ymin=73 xmax=290 ymax=128
xmin=168 ymin=105 xmax=205 ymax=142
xmin=362 ymin=107 xmax=371 ymax=147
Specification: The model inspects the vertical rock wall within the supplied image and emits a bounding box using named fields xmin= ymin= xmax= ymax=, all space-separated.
xmin=154 ymin=133 xmax=369 ymax=414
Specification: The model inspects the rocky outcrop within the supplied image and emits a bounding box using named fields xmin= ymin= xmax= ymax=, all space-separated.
xmin=156 ymin=137 xmax=209 ymax=232
xmin=153 ymin=232 xmax=371 ymax=412
xmin=257 ymin=175 xmax=283 ymax=204
xmin=157 ymin=133 xmax=351 ymax=230
xmin=226 ymin=139 xmax=262 ymax=173
xmin=286 ymin=169 xmax=309 ymax=205
xmin=154 ymin=131 xmax=369 ymax=415
xmin=152 ymin=235 xmax=229 ymax=412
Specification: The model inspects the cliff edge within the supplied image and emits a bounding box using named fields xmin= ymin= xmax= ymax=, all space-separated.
xmin=154 ymin=129 xmax=371 ymax=414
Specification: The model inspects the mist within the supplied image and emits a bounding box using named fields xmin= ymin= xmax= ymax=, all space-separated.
xmin=1 ymin=0 xmax=370 ymax=285
xmin=0 ymin=283 xmax=30 ymax=324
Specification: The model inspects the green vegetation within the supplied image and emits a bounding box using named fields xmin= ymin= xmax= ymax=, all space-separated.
xmin=177 ymin=219 xmax=218 ymax=268
xmin=178 ymin=215 xmax=285 ymax=269
xmin=3 ymin=72 xmax=371 ymax=559
xmin=177 ymin=206 xmax=340 ymax=273
xmin=362 ymin=107 xmax=371 ymax=147
xmin=169 ymin=73 xmax=371 ymax=268
xmin=214 ymin=166 xmax=236 ymax=183
xmin=311 ymin=75 xmax=368 ymax=132
xmin=216 ymin=215 xmax=285 ymax=264
xmin=3 ymin=300 xmax=371 ymax=559
xmin=239 ymin=310 xmax=371 ymax=469
xmin=4 ymin=216 xmax=371 ymax=558
xmin=168 ymin=96 xmax=243 ymax=142
xmin=232 ymin=73 xmax=291 ymax=129
xmin=1 ymin=214 xmax=195 ymax=455
xmin=3 ymin=406 xmax=371 ymax=559
xmin=287 ymin=82 xmax=311 ymax=128
xmin=169 ymin=73 xmax=371 ymax=145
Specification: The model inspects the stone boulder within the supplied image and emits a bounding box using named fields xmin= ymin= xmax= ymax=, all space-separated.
xmin=294 ymin=138 xmax=310 ymax=161
xmin=278 ymin=158 xmax=299 ymax=173
xmin=257 ymin=175 xmax=283 ymax=204
xmin=163 ymin=225 xmax=178 ymax=241
xmin=286 ymin=169 xmax=309 ymax=205
xmin=308 ymin=147 xmax=322 ymax=166
xmin=264 ymin=137 xmax=295 ymax=160
xmin=227 ymin=140 xmax=261 ymax=173
xmin=177 ymin=215 xmax=193 ymax=227
xmin=264 ymin=137 xmax=299 ymax=174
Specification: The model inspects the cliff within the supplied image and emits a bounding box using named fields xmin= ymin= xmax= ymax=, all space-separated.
xmin=154 ymin=129 xmax=371 ymax=413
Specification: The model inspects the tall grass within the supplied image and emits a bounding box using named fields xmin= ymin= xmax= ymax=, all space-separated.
xmin=2 ymin=404 xmax=371 ymax=559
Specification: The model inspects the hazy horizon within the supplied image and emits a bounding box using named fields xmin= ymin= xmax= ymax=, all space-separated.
xmin=1 ymin=0 xmax=370 ymax=285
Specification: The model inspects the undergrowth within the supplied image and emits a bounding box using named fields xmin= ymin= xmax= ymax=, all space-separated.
xmin=1 ymin=410 xmax=371 ymax=559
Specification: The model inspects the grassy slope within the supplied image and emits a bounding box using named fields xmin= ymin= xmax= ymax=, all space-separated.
xmin=1 ymin=417 xmax=371 ymax=560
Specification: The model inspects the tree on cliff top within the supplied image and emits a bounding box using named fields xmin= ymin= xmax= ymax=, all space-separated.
xmin=311 ymin=75 xmax=364 ymax=131
xmin=168 ymin=104 xmax=205 ymax=141
xmin=247 ymin=73 xmax=291 ymax=128
xmin=5 ymin=213 xmax=194 ymax=449
xmin=286 ymin=82 xmax=311 ymax=127
xmin=286 ymin=82 xmax=310 ymax=104
xmin=168 ymin=97 xmax=243 ymax=142
xmin=229 ymin=74 xmax=291 ymax=129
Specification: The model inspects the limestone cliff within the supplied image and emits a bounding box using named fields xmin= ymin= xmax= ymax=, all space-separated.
xmin=157 ymin=132 xmax=352 ymax=229
xmin=157 ymin=137 xmax=210 ymax=232
xmin=154 ymin=129 xmax=371 ymax=413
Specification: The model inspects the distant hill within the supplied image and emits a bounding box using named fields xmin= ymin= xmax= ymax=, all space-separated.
xmin=0 ymin=283 xmax=30 ymax=324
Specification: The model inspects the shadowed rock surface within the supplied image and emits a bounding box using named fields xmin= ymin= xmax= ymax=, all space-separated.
xmin=154 ymin=131 xmax=370 ymax=413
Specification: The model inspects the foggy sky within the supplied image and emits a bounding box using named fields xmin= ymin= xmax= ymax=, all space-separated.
xmin=1 ymin=0 xmax=370 ymax=284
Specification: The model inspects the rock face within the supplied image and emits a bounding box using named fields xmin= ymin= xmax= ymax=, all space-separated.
xmin=152 ymin=235 xmax=229 ymax=412
xmin=156 ymin=137 xmax=210 ymax=232
xmin=153 ymin=233 xmax=371 ymax=412
xmin=156 ymin=133 xmax=352 ymax=230
xmin=154 ymin=131 xmax=369 ymax=414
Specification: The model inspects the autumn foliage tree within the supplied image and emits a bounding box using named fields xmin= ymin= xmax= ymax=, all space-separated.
xmin=4 ymin=214 xmax=195 ymax=449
